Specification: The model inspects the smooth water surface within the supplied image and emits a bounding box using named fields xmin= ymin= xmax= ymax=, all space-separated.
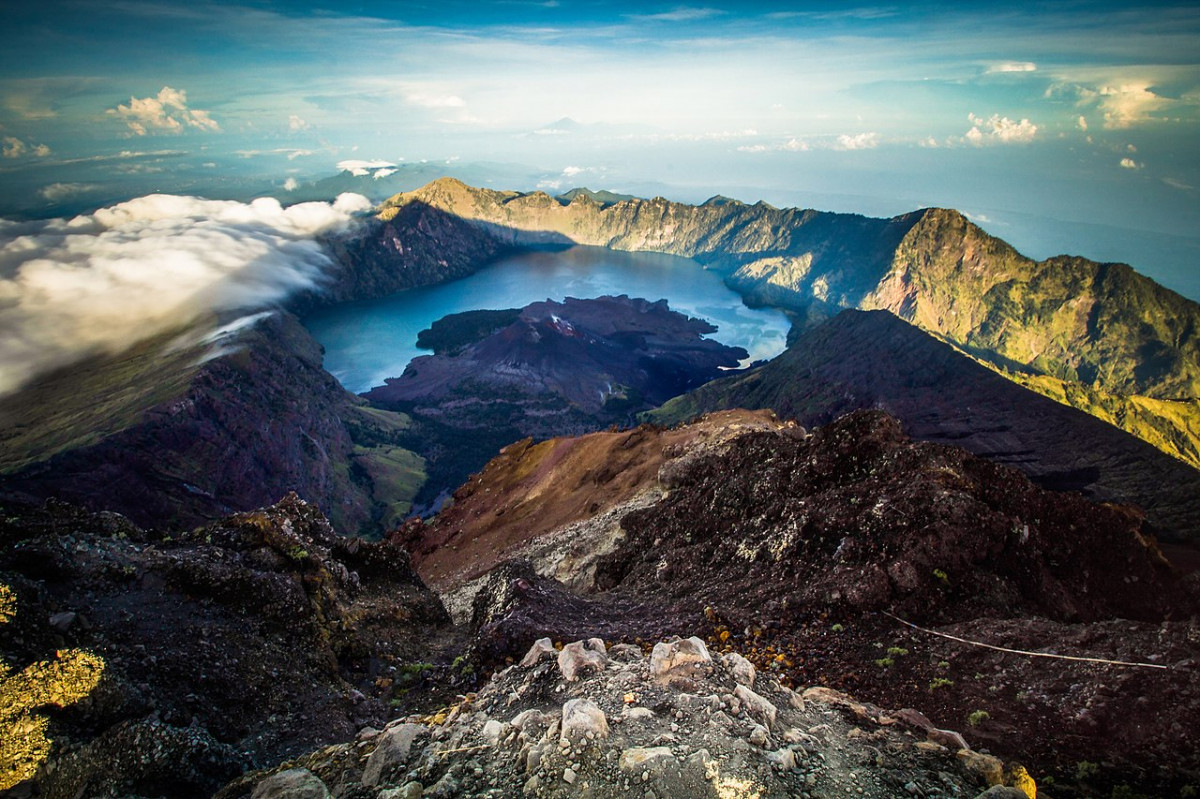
xmin=304 ymin=246 xmax=791 ymax=394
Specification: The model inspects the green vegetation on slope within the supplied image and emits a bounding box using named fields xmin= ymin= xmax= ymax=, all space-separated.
xmin=415 ymin=308 xmax=521 ymax=356
xmin=864 ymin=208 xmax=1200 ymax=400
xmin=0 ymin=327 xmax=201 ymax=474
xmin=1007 ymin=373 xmax=1200 ymax=470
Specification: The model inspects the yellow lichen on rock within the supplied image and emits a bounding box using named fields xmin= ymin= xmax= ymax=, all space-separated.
xmin=0 ymin=584 xmax=105 ymax=791
xmin=1004 ymin=763 xmax=1037 ymax=798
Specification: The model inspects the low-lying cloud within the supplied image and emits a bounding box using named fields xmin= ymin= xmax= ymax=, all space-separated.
xmin=0 ymin=192 xmax=371 ymax=396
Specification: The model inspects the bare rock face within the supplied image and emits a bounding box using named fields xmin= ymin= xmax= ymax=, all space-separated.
xmin=649 ymin=637 xmax=713 ymax=682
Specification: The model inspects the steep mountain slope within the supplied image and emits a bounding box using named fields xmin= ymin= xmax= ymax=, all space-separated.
xmin=0 ymin=313 xmax=423 ymax=535
xmin=0 ymin=200 xmax=517 ymax=534
xmin=382 ymin=179 xmax=1200 ymax=465
xmin=650 ymin=310 xmax=1200 ymax=543
xmin=862 ymin=207 xmax=1200 ymax=400
xmin=398 ymin=409 xmax=797 ymax=596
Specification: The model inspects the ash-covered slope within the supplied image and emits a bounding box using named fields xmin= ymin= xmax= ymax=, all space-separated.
xmin=652 ymin=309 xmax=1200 ymax=543
xmin=0 ymin=494 xmax=457 ymax=798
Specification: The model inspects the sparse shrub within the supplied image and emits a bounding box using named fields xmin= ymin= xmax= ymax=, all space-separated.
xmin=830 ymin=623 xmax=844 ymax=633
xmin=886 ymin=647 xmax=908 ymax=657
xmin=932 ymin=568 xmax=950 ymax=586
xmin=874 ymin=657 xmax=894 ymax=668
xmin=1075 ymin=761 xmax=1099 ymax=780
xmin=928 ymin=677 xmax=953 ymax=690
xmin=967 ymin=710 xmax=990 ymax=727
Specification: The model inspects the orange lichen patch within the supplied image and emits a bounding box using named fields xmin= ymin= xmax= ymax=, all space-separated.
xmin=405 ymin=409 xmax=791 ymax=590
xmin=0 ymin=585 xmax=105 ymax=791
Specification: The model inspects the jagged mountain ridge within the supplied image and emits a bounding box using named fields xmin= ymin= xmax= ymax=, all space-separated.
xmin=649 ymin=310 xmax=1200 ymax=543
xmin=382 ymin=178 xmax=1200 ymax=466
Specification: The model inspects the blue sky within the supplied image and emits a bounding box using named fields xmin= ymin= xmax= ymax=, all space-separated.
xmin=2 ymin=1 xmax=1199 ymax=295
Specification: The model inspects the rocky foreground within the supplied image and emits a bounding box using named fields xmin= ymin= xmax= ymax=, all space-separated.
xmin=3 ymin=409 xmax=1199 ymax=798
xmin=219 ymin=635 xmax=1034 ymax=799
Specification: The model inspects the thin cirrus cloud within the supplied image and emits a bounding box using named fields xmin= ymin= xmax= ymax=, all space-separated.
xmin=106 ymin=86 xmax=220 ymax=136
xmin=0 ymin=192 xmax=371 ymax=396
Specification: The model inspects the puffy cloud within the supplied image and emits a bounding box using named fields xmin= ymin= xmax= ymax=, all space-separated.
xmin=964 ymin=113 xmax=1037 ymax=144
xmin=1097 ymin=83 xmax=1170 ymax=129
xmin=1077 ymin=115 xmax=1088 ymax=131
xmin=737 ymin=137 xmax=810 ymax=153
xmin=372 ymin=168 xmax=398 ymax=179
xmin=1050 ymin=79 xmax=1172 ymax=129
xmin=834 ymin=132 xmax=879 ymax=150
xmin=288 ymin=114 xmax=310 ymax=131
xmin=106 ymin=86 xmax=221 ymax=136
xmin=2 ymin=136 xmax=51 ymax=159
xmin=0 ymin=192 xmax=370 ymax=395
xmin=1119 ymin=157 xmax=1141 ymax=169
xmin=283 ymin=177 xmax=299 ymax=191
xmin=38 ymin=182 xmax=100 ymax=202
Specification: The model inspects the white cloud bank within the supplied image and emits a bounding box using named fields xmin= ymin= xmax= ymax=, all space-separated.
xmin=0 ymin=192 xmax=370 ymax=395
xmin=106 ymin=86 xmax=221 ymax=136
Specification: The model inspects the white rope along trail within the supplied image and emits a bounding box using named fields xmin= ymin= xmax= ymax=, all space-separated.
xmin=882 ymin=612 xmax=1175 ymax=671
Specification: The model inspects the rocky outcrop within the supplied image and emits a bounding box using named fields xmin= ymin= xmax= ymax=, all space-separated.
xmin=367 ymin=295 xmax=746 ymax=417
xmin=221 ymin=635 xmax=1030 ymax=799
xmin=651 ymin=309 xmax=1200 ymax=543
xmin=0 ymin=494 xmax=457 ymax=797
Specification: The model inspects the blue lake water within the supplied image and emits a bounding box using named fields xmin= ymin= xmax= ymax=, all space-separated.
xmin=304 ymin=246 xmax=792 ymax=394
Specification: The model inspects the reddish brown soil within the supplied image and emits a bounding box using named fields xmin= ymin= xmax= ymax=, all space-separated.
xmin=397 ymin=408 xmax=792 ymax=589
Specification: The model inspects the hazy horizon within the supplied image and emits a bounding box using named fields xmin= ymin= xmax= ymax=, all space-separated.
xmin=2 ymin=1 xmax=1198 ymax=297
